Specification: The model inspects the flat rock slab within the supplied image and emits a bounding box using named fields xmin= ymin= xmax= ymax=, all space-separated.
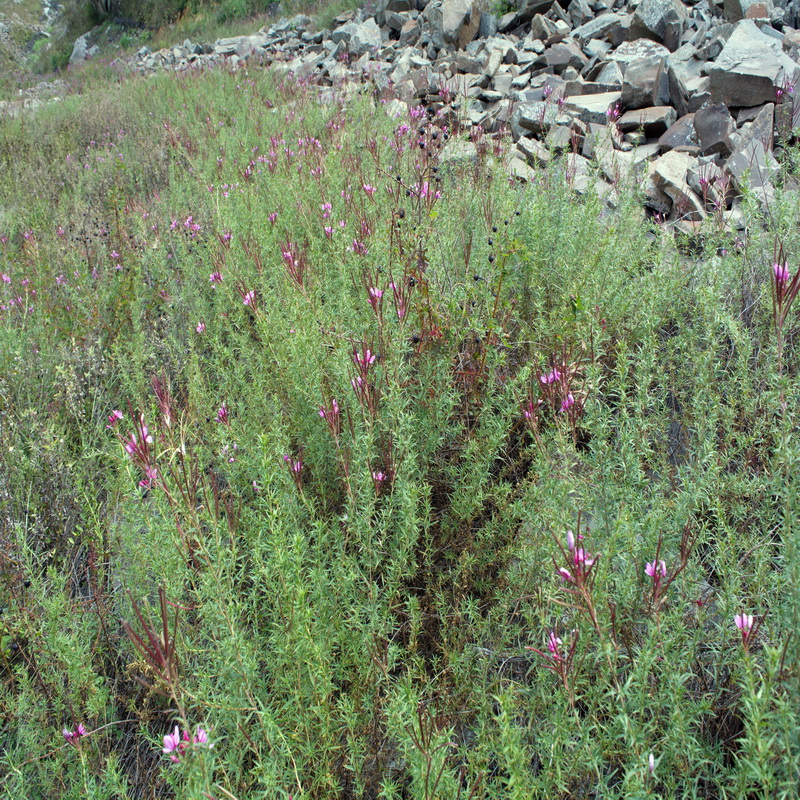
xmin=618 ymin=105 xmax=677 ymax=134
xmin=609 ymin=38 xmax=670 ymax=65
xmin=564 ymin=91 xmax=622 ymax=123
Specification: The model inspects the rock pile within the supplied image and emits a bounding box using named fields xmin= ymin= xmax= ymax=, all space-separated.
xmin=135 ymin=0 xmax=800 ymax=230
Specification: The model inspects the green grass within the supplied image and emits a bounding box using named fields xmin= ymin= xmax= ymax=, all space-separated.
xmin=0 ymin=60 xmax=799 ymax=799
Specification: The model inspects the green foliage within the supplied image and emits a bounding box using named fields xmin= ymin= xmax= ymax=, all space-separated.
xmin=0 ymin=60 xmax=799 ymax=799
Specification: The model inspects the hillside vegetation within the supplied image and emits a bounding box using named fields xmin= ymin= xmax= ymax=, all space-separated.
xmin=1 ymin=44 xmax=800 ymax=799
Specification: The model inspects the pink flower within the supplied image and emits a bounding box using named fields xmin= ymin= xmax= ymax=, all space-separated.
xmin=774 ymin=261 xmax=790 ymax=284
xmin=566 ymin=530 xmax=575 ymax=551
xmin=163 ymin=725 xmax=183 ymax=763
xmin=734 ymin=612 xmax=754 ymax=640
xmin=209 ymin=271 xmax=223 ymax=285
xmin=362 ymin=184 xmax=377 ymax=198
xmin=268 ymin=212 xmax=278 ymax=224
xmin=243 ymin=290 xmax=255 ymax=306
xmin=196 ymin=321 xmax=206 ymax=334
xmin=540 ymin=369 xmax=561 ymax=385
xmin=139 ymin=466 xmax=158 ymax=489
xmin=106 ymin=409 xmax=123 ymax=428
xmin=193 ymin=727 xmax=212 ymax=747
xmin=573 ymin=548 xmax=595 ymax=567
xmin=560 ymin=393 xmax=575 ymax=412
xmin=372 ymin=471 xmax=386 ymax=482
xmin=63 ymin=723 xmax=88 ymax=743
xmin=216 ymin=404 xmax=230 ymax=425
xmin=645 ymin=560 xmax=667 ymax=579
xmin=557 ymin=567 xmax=573 ymax=582
xmin=111 ymin=250 xmax=120 ymax=260
xmin=547 ymin=631 xmax=562 ymax=655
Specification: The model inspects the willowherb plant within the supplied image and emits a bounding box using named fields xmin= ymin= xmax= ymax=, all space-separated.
xmin=526 ymin=629 xmax=579 ymax=708
xmin=121 ymin=587 xmax=184 ymax=714
xmin=643 ymin=525 xmax=697 ymax=615
xmin=771 ymin=239 xmax=800 ymax=370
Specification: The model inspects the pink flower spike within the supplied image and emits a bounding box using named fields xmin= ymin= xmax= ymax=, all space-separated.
xmin=243 ymin=290 xmax=255 ymax=306
xmin=561 ymin=393 xmax=575 ymax=412
xmin=193 ymin=727 xmax=212 ymax=747
xmin=107 ymin=409 xmax=123 ymax=428
xmin=734 ymin=612 xmax=754 ymax=639
xmin=540 ymin=368 xmax=561 ymax=385
xmin=547 ymin=631 xmax=562 ymax=655
xmin=76 ymin=723 xmax=87 ymax=737
xmin=774 ymin=261 xmax=790 ymax=284
xmin=163 ymin=725 xmax=181 ymax=757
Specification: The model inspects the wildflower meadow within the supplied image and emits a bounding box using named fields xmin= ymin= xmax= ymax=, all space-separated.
xmin=1 ymin=49 xmax=800 ymax=799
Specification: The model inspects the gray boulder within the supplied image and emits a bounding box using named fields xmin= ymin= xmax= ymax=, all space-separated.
xmin=723 ymin=0 xmax=773 ymax=20
xmin=707 ymin=20 xmax=795 ymax=107
xmin=622 ymin=56 xmax=670 ymax=109
xmin=693 ymin=103 xmax=736 ymax=156
xmin=425 ymin=0 xmax=481 ymax=50
xmin=630 ymin=0 xmax=688 ymax=52
xmin=517 ymin=0 xmax=556 ymax=22
xmin=350 ymin=18 xmax=382 ymax=55
xmin=69 ymin=34 xmax=92 ymax=64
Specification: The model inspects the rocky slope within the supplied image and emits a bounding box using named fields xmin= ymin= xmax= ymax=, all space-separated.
xmin=73 ymin=0 xmax=800 ymax=230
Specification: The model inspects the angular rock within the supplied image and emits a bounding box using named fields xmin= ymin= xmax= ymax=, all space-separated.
xmin=658 ymin=112 xmax=698 ymax=151
xmin=621 ymin=56 xmax=669 ymax=109
xmin=572 ymin=12 xmax=626 ymax=43
xmin=707 ymin=20 xmax=792 ymax=107
xmin=544 ymin=41 xmax=589 ymax=71
xmin=618 ymin=105 xmax=677 ymax=134
xmin=529 ymin=13 xmax=559 ymax=39
xmin=736 ymin=102 xmax=775 ymax=152
xmin=725 ymin=138 xmax=778 ymax=207
xmin=595 ymin=60 xmax=624 ymax=86
xmin=517 ymin=0 xmax=556 ymax=22
xmin=478 ymin=12 xmax=498 ymax=38
xmin=70 ymin=34 xmax=92 ymax=64
xmin=426 ymin=0 xmax=482 ymax=49
xmin=687 ymin=160 xmax=729 ymax=209
xmin=517 ymin=135 xmax=552 ymax=164
xmin=652 ymin=150 xmax=706 ymax=219
xmin=723 ymin=0 xmax=773 ymax=20
xmin=630 ymin=0 xmax=687 ymax=52
xmin=693 ymin=103 xmax=736 ymax=157
xmin=330 ymin=20 xmax=360 ymax=45
xmin=511 ymin=101 xmax=564 ymax=137
xmin=350 ymin=18 xmax=382 ymax=56
xmin=399 ymin=19 xmax=421 ymax=46
xmin=611 ymin=39 xmax=671 ymax=66
xmin=564 ymin=90 xmax=623 ymax=123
